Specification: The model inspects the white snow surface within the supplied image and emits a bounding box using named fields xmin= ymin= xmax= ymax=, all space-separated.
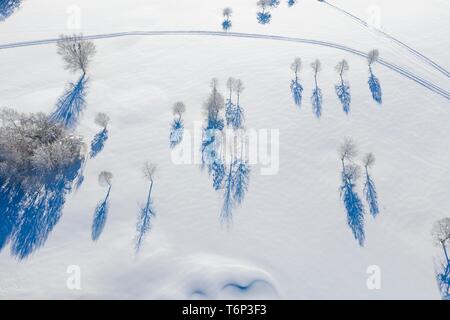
xmin=0 ymin=0 xmax=449 ymax=299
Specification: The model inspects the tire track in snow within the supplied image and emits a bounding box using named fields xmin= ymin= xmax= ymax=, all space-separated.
xmin=322 ymin=0 xmax=450 ymax=78
xmin=0 ymin=30 xmax=449 ymax=100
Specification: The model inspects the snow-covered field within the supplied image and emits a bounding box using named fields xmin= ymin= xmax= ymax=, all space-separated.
xmin=0 ymin=0 xmax=449 ymax=299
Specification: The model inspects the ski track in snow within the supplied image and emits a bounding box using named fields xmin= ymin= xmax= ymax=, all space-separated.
xmin=0 ymin=30 xmax=449 ymax=100
xmin=323 ymin=0 xmax=450 ymax=78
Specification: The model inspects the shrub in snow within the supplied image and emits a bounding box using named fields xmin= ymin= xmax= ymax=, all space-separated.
xmin=334 ymin=59 xmax=351 ymax=114
xmin=287 ymin=0 xmax=297 ymax=7
xmin=338 ymin=139 xmax=365 ymax=246
xmin=169 ymin=102 xmax=186 ymax=148
xmin=367 ymin=49 xmax=382 ymax=104
xmin=362 ymin=153 xmax=379 ymax=217
xmin=135 ymin=162 xmax=157 ymax=253
xmin=310 ymin=59 xmax=323 ymax=118
xmin=290 ymin=57 xmax=304 ymax=107
xmin=256 ymin=0 xmax=272 ymax=24
xmin=90 ymin=112 xmax=110 ymax=158
xmin=91 ymin=171 xmax=113 ymax=241
xmin=0 ymin=0 xmax=21 ymax=21
xmin=0 ymin=108 xmax=85 ymax=259
xmin=432 ymin=218 xmax=450 ymax=300
xmin=222 ymin=7 xmax=232 ymax=31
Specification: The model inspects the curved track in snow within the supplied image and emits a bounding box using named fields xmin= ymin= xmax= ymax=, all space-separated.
xmin=0 ymin=30 xmax=449 ymax=100
xmin=322 ymin=0 xmax=450 ymax=78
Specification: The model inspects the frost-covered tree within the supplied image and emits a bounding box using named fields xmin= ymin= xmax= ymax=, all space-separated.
xmin=170 ymin=101 xmax=186 ymax=148
xmin=0 ymin=108 xmax=84 ymax=259
xmin=363 ymin=153 xmax=379 ymax=217
xmin=57 ymin=34 xmax=96 ymax=75
xmin=90 ymin=112 xmax=110 ymax=158
xmin=367 ymin=49 xmax=382 ymax=104
xmin=0 ymin=0 xmax=22 ymax=21
xmin=335 ymin=59 xmax=351 ymax=114
xmin=135 ymin=162 xmax=157 ymax=253
xmin=290 ymin=57 xmax=304 ymax=107
xmin=432 ymin=218 xmax=450 ymax=300
xmin=222 ymin=7 xmax=233 ymax=31
xmin=0 ymin=108 xmax=84 ymax=187
xmin=91 ymin=171 xmax=112 ymax=241
xmin=225 ymin=77 xmax=236 ymax=126
xmin=256 ymin=0 xmax=272 ymax=24
xmin=339 ymin=139 xmax=365 ymax=246
xmin=310 ymin=59 xmax=323 ymax=118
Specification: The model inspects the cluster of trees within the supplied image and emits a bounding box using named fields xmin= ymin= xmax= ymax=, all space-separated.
xmin=0 ymin=108 xmax=84 ymax=187
xmin=338 ymin=139 xmax=380 ymax=246
xmin=256 ymin=0 xmax=298 ymax=24
xmin=50 ymin=34 xmax=96 ymax=129
xmin=432 ymin=218 xmax=450 ymax=300
xmin=0 ymin=108 xmax=85 ymax=259
xmin=201 ymin=79 xmax=251 ymax=224
xmin=289 ymin=49 xmax=382 ymax=117
xmin=367 ymin=49 xmax=382 ymax=104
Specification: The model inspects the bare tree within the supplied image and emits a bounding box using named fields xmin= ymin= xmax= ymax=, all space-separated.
xmin=172 ymin=102 xmax=186 ymax=120
xmin=57 ymin=34 xmax=96 ymax=74
xmin=311 ymin=59 xmax=322 ymax=74
xmin=98 ymin=171 xmax=113 ymax=187
xmin=339 ymin=138 xmax=358 ymax=162
xmin=143 ymin=162 xmax=157 ymax=182
xmin=203 ymin=78 xmax=225 ymax=120
xmin=335 ymin=59 xmax=349 ymax=76
xmin=94 ymin=112 xmax=110 ymax=129
xmin=0 ymin=107 xmax=84 ymax=185
xmin=291 ymin=57 xmax=302 ymax=74
xmin=367 ymin=49 xmax=379 ymax=66
xmin=363 ymin=153 xmax=376 ymax=168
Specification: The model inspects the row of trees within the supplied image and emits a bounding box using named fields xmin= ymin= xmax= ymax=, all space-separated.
xmin=338 ymin=139 xmax=379 ymax=246
xmin=289 ymin=49 xmax=382 ymax=117
xmin=201 ymin=78 xmax=251 ymax=225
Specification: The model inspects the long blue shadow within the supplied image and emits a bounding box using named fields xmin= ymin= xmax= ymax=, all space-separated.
xmin=50 ymin=74 xmax=88 ymax=129
xmin=135 ymin=182 xmax=155 ymax=253
xmin=91 ymin=186 xmax=111 ymax=241
xmin=90 ymin=128 xmax=108 ymax=158
xmin=0 ymin=158 xmax=83 ymax=260
xmin=0 ymin=0 xmax=22 ymax=21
